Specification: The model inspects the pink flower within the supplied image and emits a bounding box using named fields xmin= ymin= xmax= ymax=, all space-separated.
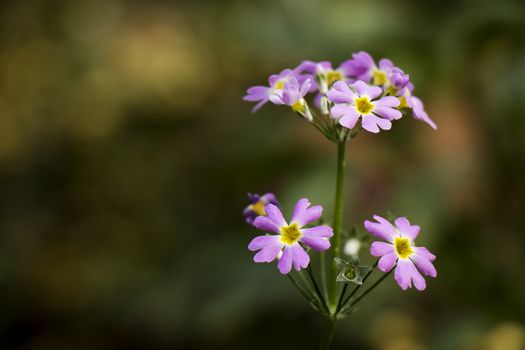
xmin=364 ymin=215 xmax=437 ymax=291
xmin=248 ymin=198 xmax=333 ymax=274
xmin=327 ymin=80 xmax=402 ymax=133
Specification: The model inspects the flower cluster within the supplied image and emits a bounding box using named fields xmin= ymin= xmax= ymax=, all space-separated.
xmin=243 ymin=51 xmax=439 ymax=347
xmin=244 ymin=51 xmax=436 ymax=139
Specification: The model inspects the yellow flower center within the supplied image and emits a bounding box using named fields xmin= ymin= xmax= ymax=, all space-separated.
xmin=394 ymin=237 xmax=414 ymax=259
xmin=398 ymin=96 xmax=409 ymax=109
xmin=274 ymin=80 xmax=285 ymax=90
xmin=372 ymin=69 xmax=388 ymax=86
xmin=355 ymin=96 xmax=374 ymax=114
xmin=249 ymin=201 xmax=266 ymax=216
xmin=326 ymin=70 xmax=344 ymax=85
xmin=280 ymin=222 xmax=302 ymax=245
xmin=386 ymin=86 xmax=398 ymax=96
xmin=292 ymin=99 xmax=305 ymax=113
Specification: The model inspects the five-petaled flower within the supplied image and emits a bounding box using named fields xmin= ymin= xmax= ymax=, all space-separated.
xmin=248 ymin=198 xmax=333 ymax=274
xmin=269 ymin=77 xmax=313 ymax=121
xmin=243 ymin=193 xmax=279 ymax=225
xmin=328 ymin=80 xmax=402 ymax=133
xmin=243 ymin=68 xmax=299 ymax=112
xmin=365 ymin=215 xmax=437 ymax=291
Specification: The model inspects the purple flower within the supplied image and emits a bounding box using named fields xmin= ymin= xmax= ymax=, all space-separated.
xmin=340 ymin=51 xmax=375 ymax=81
xmin=364 ymin=215 xmax=437 ymax=291
xmin=269 ymin=77 xmax=312 ymax=121
xmin=327 ymin=80 xmax=402 ymax=133
xmin=243 ymin=193 xmax=279 ymax=225
xmin=388 ymin=67 xmax=410 ymax=91
xmin=243 ymin=68 xmax=297 ymax=112
xmin=248 ymin=198 xmax=333 ymax=274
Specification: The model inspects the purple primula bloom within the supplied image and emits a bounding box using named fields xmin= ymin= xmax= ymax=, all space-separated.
xmin=327 ymin=80 xmax=402 ymax=133
xmin=365 ymin=215 xmax=437 ymax=291
xmin=341 ymin=51 xmax=376 ymax=81
xmin=388 ymin=67 xmax=410 ymax=91
xmin=243 ymin=68 xmax=300 ymax=112
xmin=269 ymin=77 xmax=313 ymax=121
xmin=248 ymin=198 xmax=333 ymax=274
xmin=243 ymin=193 xmax=279 ymax=225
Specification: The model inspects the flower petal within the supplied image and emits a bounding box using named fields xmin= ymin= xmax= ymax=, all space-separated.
xmin=406 ymin=259 xmax=427 ymax=290
xmin=292 ymin=202 xmax=322 ymax=227
xmin=300 ymin=235 xmax=330 ymax=251
xmin=331 ymin=104 xmax=358 ymax=119
xmin=278 ymin=246 xmax=293 ymax=274
xmin=394 ymin=217 xmax=420 ymax=241
xmin=364 ymin=215 xmax=396 ymax=242
xmin=253 ymin=242 xmax=284 ymax=263
xmin=413 ymin=246 xmax=436 ymax=261
xmin=365 ymin=85 xmax=382 ymax=99
xmin=395 ymin=259 xmax=427 ymax=291
xmin=265 ymin=204 xmax=287 ymax=227
xmin=374 ymin=96 xmax=400 ymax=108
xmin=394 ymin=259 xmax=412 ymax=290
xmin=378 ymin=58 xmax=394 ymax=71
xmin=300 ymin=79 xmax=311 ymax=96
xmin=251 ymin=99 xmax=268 ymax=112
xmin=301 ymin=225 xmax=333 ymax=238
xmin=327 ymin=81 xmax=354 ymax=103
xmin=339 ymin=111 xmax=360 ymax=129
xmin=244 ymin=86 xmax=270 ymax=101
xmin=253 ymin=216 xmax=280 ymax=234
xmin=248 ymin=235 xmax=281 ymax=251
xmin=378 ymin=252 xmax=398 ymax=272
xmin=409 ymin=96 xmax=437 ymax=130
xmin=361 ymin=114 xmax=392 ymax=133
xmin=411 ymin=252 xmax=437 ymax=277
xmin=353 ymin=80 xmax=369 ymax=96
xmin=370 ymin=241 xmax=395 ymax=256
xmin=373 ymin=107 xmax=402 ymax=120
xmin=290 ymin=243 xmax=310 ymax=271
xmin=291 ymin=198 xmax=310 ymax=222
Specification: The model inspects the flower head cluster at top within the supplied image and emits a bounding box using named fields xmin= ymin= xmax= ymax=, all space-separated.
xmin=244 ymin=51 xmax=436 ymax=140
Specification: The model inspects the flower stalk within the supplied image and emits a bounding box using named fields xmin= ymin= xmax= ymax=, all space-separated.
xmin=319 ymin=318 xmax=337 ymax=350
xmin=328 ymin=141 xmax=346 ymax=310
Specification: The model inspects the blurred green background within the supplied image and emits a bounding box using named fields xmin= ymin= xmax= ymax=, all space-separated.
xmin=1 ymin=0 xmax=524 ymax=349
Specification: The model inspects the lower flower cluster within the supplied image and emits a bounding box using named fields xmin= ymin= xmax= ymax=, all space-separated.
xmin=245 ymin=193 xmax=437 ymax=291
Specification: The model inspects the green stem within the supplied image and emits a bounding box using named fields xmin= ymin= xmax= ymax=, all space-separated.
xmin=298 ymin=270 xmax=326 ymax=313
xmin=318 ymin=317 xmax=337 ymax=350
xmin=351 ymin=269 xmax=393 ymax=307
xmin=306 ymin=266 xmax=330 ymax=314
xmin=338 ymin=259 xmax=379 ymax=312
xmin=320 ymin=251 xmax=328 ymax=297
xmin=286 ymin=274 xmax=317 ymax=306
xmin=328 ymin=142 xmax=346 ymax=309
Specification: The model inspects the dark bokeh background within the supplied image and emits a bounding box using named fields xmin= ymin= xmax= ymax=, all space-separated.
xmin=1 ymin=0 xmax=524 ymax=349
